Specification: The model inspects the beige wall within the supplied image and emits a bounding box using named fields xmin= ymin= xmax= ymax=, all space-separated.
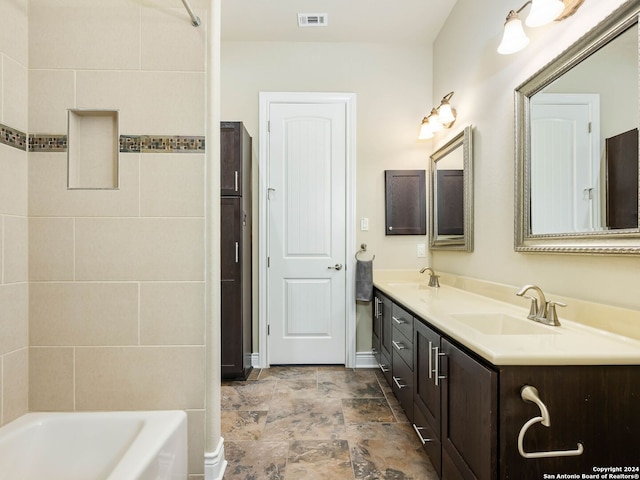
xmin=221 ymin=41 xmax=434 ymax=351
xmin=431 ymin=0 xmax=640 ymax=311
xmin=0 ymin=0 xmax=29 ymax=427
xmin=25 ymin=1 xmax=208 ymax=477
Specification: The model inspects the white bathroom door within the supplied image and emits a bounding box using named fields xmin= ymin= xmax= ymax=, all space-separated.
xmin=266 ymin=101 xmax=347 ymax=365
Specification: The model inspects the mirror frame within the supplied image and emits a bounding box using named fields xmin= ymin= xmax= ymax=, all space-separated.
xmin=515 ymin=1 xmax=640 ymax=255
xmin=430 ymin=125 xmax=474 ymax=251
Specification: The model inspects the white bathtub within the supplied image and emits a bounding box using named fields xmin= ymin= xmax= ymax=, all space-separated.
xmin=0 ymin=410 xmax=187 ymax=480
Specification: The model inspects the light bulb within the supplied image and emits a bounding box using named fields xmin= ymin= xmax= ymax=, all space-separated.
xmin=418 ymin=119 xmax=434 ymax=140
xmin=526 ymin=0 xmax=565 ymax=27
xmin=497 ymin=11 xmax=530 ymax=55
xmin=438 ymin=102 xmax=456 ymax=125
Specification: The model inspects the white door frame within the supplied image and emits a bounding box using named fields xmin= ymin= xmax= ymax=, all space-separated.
xmin=258 ymin=91 xmax=357 ymax=368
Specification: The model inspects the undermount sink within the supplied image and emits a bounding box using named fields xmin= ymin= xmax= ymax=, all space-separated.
xmin=386 ymin=282 xmax=430 ymax=290
xmin=450 ymin=313 xmax=559 ymax=335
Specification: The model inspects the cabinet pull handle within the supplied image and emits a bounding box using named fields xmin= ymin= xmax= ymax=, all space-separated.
xmin=428 ymin=341 xmax=433 ymax=379
xmin=517 ymin=386 xmax=584 ymax=459
xmin=235 ymin=242 xmax=239 ymax=263
xmin=392 ymin=376 xmax=407 ymax=389
xmin=234 ymin=171 xmax=239 ymax=191
xmin=392 ymin=316 xmax=406 ymax=325
xmin=392 ymin=340 xmax=406 ymax=351
xmin=379 ymin=363 xmax=390 ymax=373
xmin=374 ymin=298 xmax=379 ymax=318
xmin=412 ymin=424 xmax=433 ymax=445
xmin=433 ymin=346 xmax=446 ymax=386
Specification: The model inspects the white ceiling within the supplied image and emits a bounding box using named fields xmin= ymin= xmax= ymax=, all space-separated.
xmin=221 ymin=0 xmax=458 ymax=44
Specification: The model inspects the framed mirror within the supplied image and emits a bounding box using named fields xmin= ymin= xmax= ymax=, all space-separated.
xmin=515 ymin=1 xmax=640 ymax=254
xmin=430 ymin=125 xmax=473 ymax=251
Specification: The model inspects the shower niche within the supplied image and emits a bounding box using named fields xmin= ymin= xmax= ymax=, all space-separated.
xmin=67 ymin=109 xmax=119 ymax=190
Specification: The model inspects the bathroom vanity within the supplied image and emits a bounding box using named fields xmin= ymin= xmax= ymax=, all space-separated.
xmin=372 ymin=272 xmax=640 ymax=480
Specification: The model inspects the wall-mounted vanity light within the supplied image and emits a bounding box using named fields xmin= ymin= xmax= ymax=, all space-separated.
xmin=497 ymin=0 xmax=584 ymax=55
xmin=418 ymin=92 xmax=456 ymax=140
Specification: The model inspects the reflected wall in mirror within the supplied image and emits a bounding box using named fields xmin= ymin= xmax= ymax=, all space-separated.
xmin=515 ymin=1 xmax=640 ymax=254
xmin=430 ymin=125 xmax=473 ymax=251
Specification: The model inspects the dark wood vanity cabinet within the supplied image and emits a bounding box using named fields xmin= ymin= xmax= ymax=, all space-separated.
xmin=221 ymin=122 xmax=252 ymax=380
xmin=413 ymin=322 xmax=497 ymax=480
xmin=391 ymin=303 xmax=414 ymax=422
xmin=372 ymin=288 xmax=640 ymax=480
xmin=373 ymin=292 xmax=393 ymax=387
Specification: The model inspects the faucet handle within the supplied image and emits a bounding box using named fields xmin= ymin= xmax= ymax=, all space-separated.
xmin=546 ymin=301 xmax=566 ymax=326
xmin=522 ymin=295 xmax=539 ymax=319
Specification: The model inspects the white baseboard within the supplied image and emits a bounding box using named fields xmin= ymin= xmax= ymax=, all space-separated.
xmin=204 ymin=437 xmax=227 ymax=480
xmin=355 ymin=351 xmax=378 ymax=368
xmin=251 ymin=352 xmax=377 ymax=369
xmin=251 ymin=352 xmax=261 ymax=368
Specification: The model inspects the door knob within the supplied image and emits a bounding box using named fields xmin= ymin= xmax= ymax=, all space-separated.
xmin=328 ymin=263 xmax=343 ymax=271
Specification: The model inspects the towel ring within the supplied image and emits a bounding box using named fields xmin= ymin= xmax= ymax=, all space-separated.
xmin=355 ymin=243 xmax=375 ymax=261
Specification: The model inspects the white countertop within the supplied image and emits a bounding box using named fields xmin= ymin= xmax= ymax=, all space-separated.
xmin=374 ymin=271 xmax=640 ymax=366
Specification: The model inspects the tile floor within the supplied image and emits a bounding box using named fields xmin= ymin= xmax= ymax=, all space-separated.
xmin=221 ymin=366 xmax=438 ymax=479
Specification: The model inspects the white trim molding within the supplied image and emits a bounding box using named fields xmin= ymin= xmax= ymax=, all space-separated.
xmin=355 ymin=351 xmax=378 ymax=369
xmin=204 ymin=437 xmax=227 ymax=480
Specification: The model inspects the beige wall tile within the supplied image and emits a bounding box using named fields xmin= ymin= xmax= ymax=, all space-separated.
xmin=187 ymin=409 xmax=205 ymax=475
xmin=30 ymin=282 xmax=139 ymax=346
xmin=140 ymin=282 xmax=205 ymax=345
xmin=75 ymin=218 xmax=204 ymax=281
xmin=0 ymin=283 xmax=28 ymax=355
xmin=0 ymin=0 xmax=28 ymax=66
xmin=29 ymin=217 xmax=75 ymax=281
xmin=2 ymin=348 xmax=28 ymax=425
xmin=2 ymin=57 xmax=28 ymax=132
xmin=75 ymin=346 xmax=205 ymax=410
xmin=29 ymin=6 xmax=141 ymax=70
xmin=0 ymin=58 xmax=3 ymax=121
xmin=29 ymin=69 xmax=76 ymax=134
xmin=0 ymin=145 xmax=27 ymax=217
xmin=28 ymin=152 xmax=140 ymax=217
xmin=3 ymin=216 xmax=27 ymax=284
xmin=29 ymin=347 xmax=75 ymax=411
xmin=76 ymin=71 xmax=205 ymax=135
xmin=140 ymin=154 xmax=205 ymax=218
xmin=141 ymin=7 xmax=206 ymax=72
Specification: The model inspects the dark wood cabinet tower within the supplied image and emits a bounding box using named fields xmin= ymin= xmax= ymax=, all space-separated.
xmin=220 ymin=121 xmax=252 ymax=380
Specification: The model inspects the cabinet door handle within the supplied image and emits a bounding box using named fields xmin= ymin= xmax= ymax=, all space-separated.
xmin=392 ymin=316 xmax=406 ymax=325
xmin=379 ymin=363 xmax=390 ymax=373
xmin=374 ymin=298 xmax=379 ymax=318
xmin=393 ymin=376 xmax=407 ymax=389
xmin=392 ymin=340 xmax=406 ymax=351
xmin=428 ymin=341 xmax=433 ymax=379
xmin=412 ymin=424 xmax=433 ymax=445
xmin=433 ymin=346 xmax=446 ymax=386
xmin=235 ymin=242 xmax=239 ymax=263
xmin=234 ymin=171 xmax=239 ymax=191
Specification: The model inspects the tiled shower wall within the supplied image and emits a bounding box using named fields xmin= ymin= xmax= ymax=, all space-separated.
xmin=26 ymin=1 xmax=208 ymax=477
xmin=0 ymin=0 xmax=29 ymax=427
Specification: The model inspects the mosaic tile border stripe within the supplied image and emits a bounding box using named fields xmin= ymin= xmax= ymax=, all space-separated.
xmin=29 ymin=135 xmax=68 ymax=152
xmin=28 ymin=134 xmax=206 ymax=153
xmin=1 ymin=123 xmax=28 ymax=151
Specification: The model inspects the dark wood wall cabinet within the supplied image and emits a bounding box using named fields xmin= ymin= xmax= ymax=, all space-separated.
xmin=221 ymin=122 xmax=252 ymax=380
xmin=384 ymin=170 xmax=426 ymax=235
xmin=372 ymin=287 xmax=640 ymax=479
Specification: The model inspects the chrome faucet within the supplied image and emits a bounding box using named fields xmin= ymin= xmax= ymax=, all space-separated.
xmin=419 ymin=267 xmax=440 ymax=288
xmin=516 ymin=284 xmax=566 ymax=326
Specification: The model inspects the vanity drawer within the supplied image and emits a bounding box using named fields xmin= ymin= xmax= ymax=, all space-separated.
xmin=392 ymin=304 xmax=414 ymax=340
xmin=413 ymin=403 xmax=442 ymax=477
xmin=392 ymin=350 xmax=414 ymax=421
xmin=392 ymin=327 xmax=413 ymax=370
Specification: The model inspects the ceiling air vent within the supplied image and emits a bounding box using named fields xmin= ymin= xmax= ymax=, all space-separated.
xmin=297 ymin=13 xmax=329 ymax=27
